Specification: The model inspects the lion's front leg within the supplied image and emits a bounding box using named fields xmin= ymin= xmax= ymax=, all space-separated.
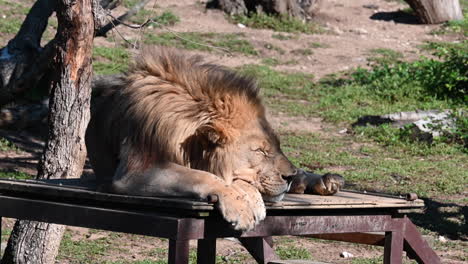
xmin=109 ymin=161 xmax=260 ymax=231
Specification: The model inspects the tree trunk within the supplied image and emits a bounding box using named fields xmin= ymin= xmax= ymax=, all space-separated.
xmin=1 ymin=0 xmax=94 ymax=263
xmin=404 ymin=0 xmax=463 ymax=24
xmin=214 ymin=0 xmax=323 ymax=20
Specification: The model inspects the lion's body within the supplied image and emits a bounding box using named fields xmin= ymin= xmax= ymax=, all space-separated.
xmin=86 ymin=47 xmax=343 ymax=231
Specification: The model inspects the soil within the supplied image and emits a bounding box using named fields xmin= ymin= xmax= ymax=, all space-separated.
xmin=0 ymin=0 xmax=466 ymax=263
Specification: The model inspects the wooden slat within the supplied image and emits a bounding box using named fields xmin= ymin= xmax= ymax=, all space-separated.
xmin=0 ymin=179 xmax=424 ymax=211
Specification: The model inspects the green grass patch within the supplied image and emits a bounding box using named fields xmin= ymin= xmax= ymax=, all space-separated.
xmin=0 ymin=171 xmax=33 ymax=180
xmin=145 ymin=32 xmax=257 ymax=56
xmin=1 ymin=228 xmax=11 ymax=243
xmin=0 ymin=137 xmax=19 ymax=151
xmin=272 ymin=33 xmax=299 ymax=40
xmin=280 ymin=131 xmax=467 ymax=197
xmin=309 ymin=42 xmax=329 ymax=48
xmin=419 ymin=40 xmax=468 ymax=54
xmin=367 ymin=48 xmax=404 ymax=65
xmin=230 ymin=13 xmax=323 ymax=34
xmin=93 ymin=46 xmax=130 ymax=75
xmin=58 ymin=232 xmax=113 ymax=264
xmin=130 ymin=10 xmax=180 ymax=26
xmin=0 ymin=17 xmax=22 ymax=34
xmin=351 ymin=257 xmax=384 ymax=264
xmin=261 ymin=58 xmax=298 ymax=66
xmin=276 ymin=245 xmax=312 ymax=260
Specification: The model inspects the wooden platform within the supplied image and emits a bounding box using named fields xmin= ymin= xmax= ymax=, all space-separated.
xmin=0 ymin=178 xmax=424 ymax=212
xmin=0 ymin=178 xmax=439 ymax=264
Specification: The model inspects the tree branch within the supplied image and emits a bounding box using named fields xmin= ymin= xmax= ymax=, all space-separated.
xmin=96 ymin=0 xmax=151 ymax=37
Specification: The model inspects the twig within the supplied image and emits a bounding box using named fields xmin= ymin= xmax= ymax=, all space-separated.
xmin=96 ymin=0 xmax=151 ymax=37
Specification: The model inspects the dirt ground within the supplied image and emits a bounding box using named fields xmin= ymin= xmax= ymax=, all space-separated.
xmin=0 ymin=0 xmax=466 ymax=263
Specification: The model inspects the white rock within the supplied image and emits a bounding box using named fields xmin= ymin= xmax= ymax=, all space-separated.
xmin=340 ymin=251 xmax=354 ymax=258
xmin=237 ymin=23 xmax=246 ymax=29
xmin=339 ymin=128 xmax=348 ymax=134
xmin=438 ymin=236 xmax=447 ymax=243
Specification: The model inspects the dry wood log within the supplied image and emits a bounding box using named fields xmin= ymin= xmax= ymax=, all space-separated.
xmin=404 ymin=0 xmax=463 ymax=24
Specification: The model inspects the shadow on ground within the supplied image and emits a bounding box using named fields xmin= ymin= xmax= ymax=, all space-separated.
xmin=370 ymin=11 xmax=420 ymax=24
xmin=408 ymin=198 xmax=467 ymax=241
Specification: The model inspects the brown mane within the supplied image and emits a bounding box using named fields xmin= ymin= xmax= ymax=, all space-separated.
xmin=102 ymin=46 xmax=264 ymax=176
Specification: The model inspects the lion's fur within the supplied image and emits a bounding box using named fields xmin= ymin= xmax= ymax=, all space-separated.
xmin=92 ymin=47 xmax=268 ymax=181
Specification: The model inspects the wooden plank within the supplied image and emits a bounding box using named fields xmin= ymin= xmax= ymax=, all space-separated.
xmin=0 ymin=179 xmax=424 ymax=211
xmin=0 ymin=179 xmax=214 ymax=211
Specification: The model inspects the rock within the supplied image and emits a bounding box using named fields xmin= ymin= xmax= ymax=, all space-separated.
xmin=352 ymin=28 xmax=368 ymax=35
xmin=340 ymin=251 xmax=354 ymax=258
xmin=237 ymin=23 xmax=246 ymax=28
xmin=438 ymin=236 xmax=448 ymax=243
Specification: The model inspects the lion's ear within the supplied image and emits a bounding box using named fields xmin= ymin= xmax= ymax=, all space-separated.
xmin=198 ymin=125 xmax=228 ymax=145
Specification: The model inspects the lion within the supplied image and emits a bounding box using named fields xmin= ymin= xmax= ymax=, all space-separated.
xmin=86 ymin=46 xmax=344 ymax=231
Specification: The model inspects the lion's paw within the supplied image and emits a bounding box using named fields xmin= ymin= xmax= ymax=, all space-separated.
xmin=232 ymin=180 xmax=266 ymax=225
xmin=215 ymin=184 xmax=266 ymax=231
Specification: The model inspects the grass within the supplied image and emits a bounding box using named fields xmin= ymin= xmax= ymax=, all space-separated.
xmin=419 ymin=40 xmax=468 ymax=54
xmin=261 ymin=58 xmax=298 ymax=66
xmin=58 ymin=231 xmax=114 ymax=263
xmin=0 ymin=17 xmax=22 ymax=34
xmin=367 ymin=48 xmax=404 ymax=65
xmin=0 ymin=171 xmax=34 ymax=180
xmin=93 ymin=46 xmax=131 ymax=75
xmin=272 ymin=33 xmax=299 ymax=40
xmin=0 ymin=137 xmax=19 ymax=152
xmin=280 ymin=131 xmax=467 ymax=197
xmin=130 ymin=10 xmax=180 ymax=26
xmin=230 ymin=13 xmax=323 ymax=34
xmin=276 ymin=245 xmax=312 ymax=260
xmin=309 ymin=42 xmax=329 ymax=48
xmin=144 ymin=32 xmax=258 ymax=56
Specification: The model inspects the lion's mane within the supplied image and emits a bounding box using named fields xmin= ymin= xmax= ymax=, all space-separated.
xmin=95 ymin=47 xmax=265 ymax=180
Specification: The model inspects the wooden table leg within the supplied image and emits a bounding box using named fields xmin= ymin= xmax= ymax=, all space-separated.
xmin=168 ymin=239 xmax=190 ymax=264
xmin=384 ymin=230 xmax=404 ymax=264
xmin=403 ymin=218 xmax=441 ymax=264
xmin=197 ymin=239 xmax=216 ymax=264
xmin=239 ymin=236 xmax=278 ymax=264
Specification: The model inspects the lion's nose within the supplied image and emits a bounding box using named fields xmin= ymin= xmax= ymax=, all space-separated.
xmin=281 ymin=170 xmax=296 ymax=184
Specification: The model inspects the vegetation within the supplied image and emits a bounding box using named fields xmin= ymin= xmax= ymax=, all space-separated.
xmin=130 ymin=10 xmax=180 ymax=26
xmin=0 ymin=137 xmax=19 ymax=152
xmin=58 ymin=232 xmax=114 ymax=263
xmin=93 ymin=46 xmax=131 ymax=75
xmin=276 ymin=245 xmax=312 ymax=260
xmin=230 ymin=13 xmax=323 ymax=34
xmin=367 ymin=48 xmax=403 ymax=65
xmin=145 ymin=32 xmax=258 ymax=56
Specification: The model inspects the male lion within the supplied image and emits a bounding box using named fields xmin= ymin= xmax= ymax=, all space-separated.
xmin=86 ymin=46 xmax=344 ymax=231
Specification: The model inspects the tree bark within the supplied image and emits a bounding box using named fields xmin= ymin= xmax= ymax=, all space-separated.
xmin=404 ymin=0 xmax=463 ymax=24
xmin=1 ymin=0 xmax=94 ymax=263
xmin=214 ymin=0 xmax=323 ymax=19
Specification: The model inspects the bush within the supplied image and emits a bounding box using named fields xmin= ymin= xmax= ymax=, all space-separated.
xmin=350 ymin=48 xmax=467 ymax=103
